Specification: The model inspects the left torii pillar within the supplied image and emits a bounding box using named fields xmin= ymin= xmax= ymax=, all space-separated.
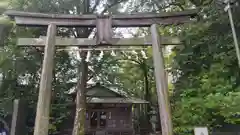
xmin=34 ymin=23 xmax=56 ymax=135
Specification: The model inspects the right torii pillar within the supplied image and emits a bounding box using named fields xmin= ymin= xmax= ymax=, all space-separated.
xmin=151 ymin=24 xmax=173 ymax=135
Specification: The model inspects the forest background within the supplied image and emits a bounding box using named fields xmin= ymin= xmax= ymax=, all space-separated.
xmin=0 ymin=0 xmax=239 ymax=135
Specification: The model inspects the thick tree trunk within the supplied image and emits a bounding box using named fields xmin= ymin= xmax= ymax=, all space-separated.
xmin=71 ymin=0 xmax=125 ymax=134
xmin=72 ymin=0 xmax=90 ymax=134
xmin=72 ymin=51 xmax=88 ymax=135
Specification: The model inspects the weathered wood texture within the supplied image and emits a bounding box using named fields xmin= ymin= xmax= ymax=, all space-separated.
xmin=33 ymin=24 xmax=56 ymax=135
xmin=150 ymin=24 xmax=173 ymax=135
xmin=96 ymin=15 xmax=113 ymax=45
xmin=4 ymin=9 xmax=197 ymax=27
xmin=10 ymin=99 xmax=27 ymax=135
xmin=17 ymin=36 xmax=181 ymax=47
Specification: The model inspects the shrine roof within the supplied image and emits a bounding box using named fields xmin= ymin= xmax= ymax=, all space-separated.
xmin=68 ymin=83 xmax=149 ymax=104
xmin=68 ymin=83 xmax=127 ymax=97
xmin=86 ymin=97 xmax=149 ymax=104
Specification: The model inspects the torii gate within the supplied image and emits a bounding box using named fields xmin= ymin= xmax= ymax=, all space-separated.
xmin=5 ymin=9 xmax=197 ymax=135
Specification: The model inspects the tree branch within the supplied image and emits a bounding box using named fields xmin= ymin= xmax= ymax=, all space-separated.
xmin=167 ymin=3 xmax=185 ymax=11
xmin=91 ymin=0 xmax=101 ymax=13
xmin=153 ymin=0 xmax=185 ymax=11
xmin=101 ymin=0 xmax=128 ymax=14
xmin=121 ymin=58 xmax=142 ymax=65
xmin=152 ymin=0 xmax=164 ymax=11
xmin=87 ymin=60 xmax=104 ymax=81
xmin=84 ymin=0 xmax=90 ymax=13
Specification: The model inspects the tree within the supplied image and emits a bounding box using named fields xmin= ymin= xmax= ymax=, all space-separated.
xmin=169 ymin=1 xmax=240 ymax=134
xmin=4 ymin=1 xmax=240 ymax=135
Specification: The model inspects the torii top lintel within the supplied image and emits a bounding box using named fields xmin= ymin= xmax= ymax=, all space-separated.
xmin=4 ymin=9 xmax=198 ymax=27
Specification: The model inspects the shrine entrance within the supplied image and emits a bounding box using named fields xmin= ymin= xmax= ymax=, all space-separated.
xmin=5 ymin=9 xmax=197 ymax=135
xmin=69 ymin=83 xmax=148 ymax=135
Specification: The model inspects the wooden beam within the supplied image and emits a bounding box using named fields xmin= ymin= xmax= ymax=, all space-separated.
xmin=5 ymin=9 xmax=198 ymax=27
xmin=33 ymin=24 xmax=56 ymax=135
xmin=150 ymin=24 xmax=173 ymax=135
xmin=5 ymin=9 xmax=197 ymax=19
xmin=17 ymin=36 xmax=181 ymax=47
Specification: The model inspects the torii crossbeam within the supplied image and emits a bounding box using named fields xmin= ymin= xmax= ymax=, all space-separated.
xmin=5 ymin=10 xmax=197 ymax=27
xmin=5 ymin=9 xmax=198 ymax=135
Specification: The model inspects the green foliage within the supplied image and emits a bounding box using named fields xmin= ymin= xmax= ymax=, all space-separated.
xmin=170 ymin=2 xmax=240 ymax=134
xmin=0 ymin=0 xmax=239 ymax=135
xmin=0 ymin=0 xmax=9 ymax=14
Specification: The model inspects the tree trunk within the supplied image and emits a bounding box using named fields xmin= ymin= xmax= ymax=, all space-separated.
xmin=71 ymin=0 xmax=126 ymax=134
xmin=142 ymin=62 xmax=151 ymax=129
xmin=143 ymin=62 xmax=150 ymax=106
xmin=72 ymin=0 xmax=90 ymax=135
xmin=72 ymin=51 xmax=88 ymax=135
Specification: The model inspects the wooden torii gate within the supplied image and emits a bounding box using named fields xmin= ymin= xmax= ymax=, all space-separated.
xmin=5 ymin=9 xmax=197 ymax=135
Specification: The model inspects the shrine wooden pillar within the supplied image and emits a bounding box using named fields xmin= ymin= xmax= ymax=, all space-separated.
xmin=151 ymin=24 xmax=173 ymax=135
xmin=33 ymin=23 xmax=56 ymax=135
